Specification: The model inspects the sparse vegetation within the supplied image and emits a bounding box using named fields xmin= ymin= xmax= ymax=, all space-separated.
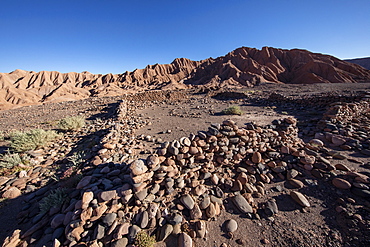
xmin=0 ymin=131 xmax=4 ymax=141
xmin=39 ymin=188 xmax=68 ymax=214
xmin=222 ymin=105 xmax=243 ymax=115
xmin=0 ymin=152 xmax=29 ymax=169
xmin=9 ymin=129 xmax=60 ymax=152
xmin=57 ymin=116 xmax=85 ymax=131
xmin=134 ymin=231 xmax=156 ymax=247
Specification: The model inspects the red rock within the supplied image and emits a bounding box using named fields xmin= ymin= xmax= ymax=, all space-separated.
xmin=2 ymin=47 xmax=369 ymax=111
xmin=251 ymin=152 xmax=262 ymax=163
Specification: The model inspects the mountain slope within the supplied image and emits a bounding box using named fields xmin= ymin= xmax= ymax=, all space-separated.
xmin=345 ymin=57 xmax=370 ymax=70
xmin=1 ymin=47 xmax=370 ymax=110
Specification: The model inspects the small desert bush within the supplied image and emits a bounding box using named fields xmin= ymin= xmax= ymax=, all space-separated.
xmin=9 ymin=129 xmax=60 ymax=152
xmin=0 ymin=131 xmax=4 ymax=141
xmin=39 ymin=188 xmax=68 ymax=214
xmin=0 ymin=152 xmax=30 ymax=169
xmin=222 ymin=105 xmax=243 ymax=115
xmin=135 ymin=231 xmax=156 ymax=247
xmin=57 ymin=116 xmax=85 ymax=131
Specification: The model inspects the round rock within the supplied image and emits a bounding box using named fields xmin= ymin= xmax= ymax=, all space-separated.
xmin=224 ymin=219 xmax=238 ymax=233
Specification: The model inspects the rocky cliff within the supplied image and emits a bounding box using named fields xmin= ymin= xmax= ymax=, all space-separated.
xmin=1 ymin=47 xmax=370 ymax=110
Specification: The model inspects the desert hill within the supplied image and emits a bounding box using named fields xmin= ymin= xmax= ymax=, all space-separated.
xmin=1 ymin=47 xmax=370 ymax=110
xmin=345 ymin=57 xmax=370 ymax=70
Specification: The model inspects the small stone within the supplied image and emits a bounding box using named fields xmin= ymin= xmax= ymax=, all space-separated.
xmin=195 ymin=220 xmax=206 ymax=238
xmin=103 ymin=143 xmax=115 ymax=150
xmin=287 ymin=169 xmax=299 ymax=180
xmin=128 ymin=225 xmax=141 ymax=242
xmin=139 ymin=211 xmax=149 ymax=229
xmin=211 ymin=174 xmax=219 ymax=185
xmin=335 ymin=164 xmax=351 ymax=171
xmin=81 ymin=191 xmax=94 ymax=209
xmin=233 ymin=194 xmax=253 ymax=213
xmin=95 ymin=224 xmax=105 ymax=240
xmin=147 ymin=155 xmax=160 ymax=168
xmin=265 ymin=199 xmax=278 ymax=216
xmin=117 ymin=223 xmax=130 ymax=236
xmin=173 ymin=224 xmax=182 ymax=235
xmin=252 ymin=152 xmax=262 ymax=163
xmin=289 ymin=179 xmax=304 ymax=189
xmin=99 ymin=190 xmax=117 ymax=202
xmin=159 ymin=224 xmax=173 ymax=241
xmin=224 ymin=219 xmax=238 ymax=233
xmin=309 ymin=139 xmax=324 ymax=147
xmin=194 ymin=185 xmax=207 ymax=196
xmin=1 ymin=187 xmax=21 ymax=199
xmin=332 ymin=135 xmax=346 ymax=146
xmin=180 ymin=194 xmax=195 ymax=210
xmin=236 ymin=239 xmax=245 ymax=245
xmin=130 ymin=160 xmax=148 ymax=176
xmin=200 ymin=196 xmax=211 ymax=210
xmin=111 ymin=237 xmax=128 ymax=247
xmin=180 ymin=137 xmax=191 ymax=147
xmin=100 ymin=166 xmax=110 ymax=174
xmin=332 ymin=178 xmax=351 ymax=190
xmin=103 ymin=213 xmax=117 ymax=226
xmin=76 ymin=176 xmax=92 ymax=189
xmin=135 ymin=189 xmax=148 ymax=201
xmin=132 ymin=171 xmax=154 ymax=184
xmin=190 ymin=203 xmax=202 ymax=220
xmin=178 ymin=232 xmax=192 ymax=247
xmin=290 ymin=191 xmax=310 ymax=207
xmin=206 ymin=202 xmax=217 ymax=218
xmin=261 ymin=238 xmax=270 ymax=244
xmin=300 ymin=155 xmax=315 ymax=166
xmin=50 ymin=214 xmax=65 ymax=229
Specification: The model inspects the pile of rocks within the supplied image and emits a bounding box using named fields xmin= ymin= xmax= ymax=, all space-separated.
xmin=3 ymin=97 xmax=370 ymax=247
xmin=316 ymin=92 xmax=370 ymax=154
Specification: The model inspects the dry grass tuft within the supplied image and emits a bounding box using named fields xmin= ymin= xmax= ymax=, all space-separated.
xmin=57 ymin=116 xmax=85 ymax=131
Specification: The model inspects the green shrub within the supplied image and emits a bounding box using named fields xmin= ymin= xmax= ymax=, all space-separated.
xmin=222 ymin=105 xmax=243 ymax=115
xmin=39 ymin=188 xmax=68 ymax=214
xmin=135 ymin=231 xmax=156 ymax=247
xmin=57 ymin=116 xmax=85 ymax=131
xmin=10 ymin=129 xmax=60 ymax=152
xmin=0 ymin=152 xmax=29 ymax=169
xmin=0 ymin=131 xmax=4 ymax=141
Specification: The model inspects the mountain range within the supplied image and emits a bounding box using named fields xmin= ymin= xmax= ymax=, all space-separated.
xmin=345 ymin=57 xmax=370 ymax=70
xmin=1 ymin=46 xmax=370 ymax=110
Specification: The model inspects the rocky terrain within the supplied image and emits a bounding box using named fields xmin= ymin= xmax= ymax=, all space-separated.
xmin=1 ymin=47 xmax=370 ymax=110
xmin=1 ymin=83 xmax=370 ymax=247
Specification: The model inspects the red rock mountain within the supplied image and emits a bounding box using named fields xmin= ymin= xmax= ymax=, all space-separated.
xmin=1 ymin=47 xmax=370 ymax=110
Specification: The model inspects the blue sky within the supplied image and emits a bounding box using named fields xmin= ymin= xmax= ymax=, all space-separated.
xmin=1 ymin=0 xmax=369 ymax=74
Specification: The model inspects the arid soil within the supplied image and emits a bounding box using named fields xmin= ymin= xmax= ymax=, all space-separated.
xmin=0 ymin=83 xmax=370 ymax=247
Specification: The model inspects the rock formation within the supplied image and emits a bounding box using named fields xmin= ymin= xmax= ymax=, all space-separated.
xmin=1 ymin=47 xmax=370 ymax=110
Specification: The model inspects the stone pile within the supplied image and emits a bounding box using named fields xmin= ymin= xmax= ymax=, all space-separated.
xmin=316 ymin=92 xmax=370 ymax=155
xmin=3 ymin=98 xmax=370 ymax=247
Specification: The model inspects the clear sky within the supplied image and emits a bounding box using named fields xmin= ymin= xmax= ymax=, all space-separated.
xmin=1 ymin=0 xmax=369 ymax=74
